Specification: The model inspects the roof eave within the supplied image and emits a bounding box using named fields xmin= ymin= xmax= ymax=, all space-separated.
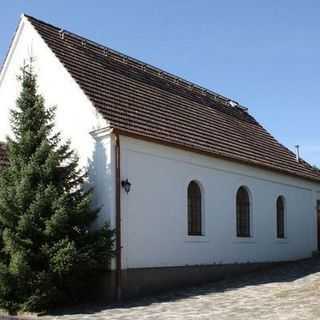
xmin=113 ymin=127 xmax=320 ymax=184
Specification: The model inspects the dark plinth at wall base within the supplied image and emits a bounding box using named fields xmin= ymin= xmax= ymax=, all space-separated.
xmin=93 ymin=261 xmax=284 ymax=303
xmin=312 ymin=250 xmax=320 ymax=257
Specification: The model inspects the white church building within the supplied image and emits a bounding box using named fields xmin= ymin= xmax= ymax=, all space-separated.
xmin=1 ymin=14 xmax=320 ymax=299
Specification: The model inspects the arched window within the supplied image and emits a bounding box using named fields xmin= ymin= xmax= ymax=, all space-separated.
xmin=188 ymin=181 xmax=202 ymax=235
xmin=276 ymin=196 xmax=285 ymax=239
xmin=236 ymin=186 xmax=250 ymax=237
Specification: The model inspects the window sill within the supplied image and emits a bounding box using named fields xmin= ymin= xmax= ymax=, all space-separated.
xmin=233 ymin=237 xmax=256 ymax=244
xmin=185 ymin=235 xmax=209 ymax=243
xmin=274 ymin=238 xmax=288 ymax=244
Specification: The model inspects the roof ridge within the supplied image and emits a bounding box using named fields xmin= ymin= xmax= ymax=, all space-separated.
xmin=23 ymin=14 xmax=248 ymax=113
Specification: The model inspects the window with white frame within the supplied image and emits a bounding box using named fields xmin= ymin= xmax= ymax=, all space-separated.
xmin=236 ymin=186 xmax=251 ymax=237
xmin=187 ymin=181 xmax=202 ymax=236
xmin=276 ymin=196 xmax=285 ymax=239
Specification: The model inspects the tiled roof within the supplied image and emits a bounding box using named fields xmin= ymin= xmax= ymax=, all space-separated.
xmin=0 ymin=143 xmax=8 ymax=168
xmin=25 ymin=15 xmax=320 ymax=182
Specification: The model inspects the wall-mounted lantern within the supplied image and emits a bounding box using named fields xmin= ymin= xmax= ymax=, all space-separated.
xmin=121 ymin=179 xmax=131 ymax=194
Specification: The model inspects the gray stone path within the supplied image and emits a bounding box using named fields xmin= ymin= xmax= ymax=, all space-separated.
xmin=43 ymin=258 xmax=320 ymax=319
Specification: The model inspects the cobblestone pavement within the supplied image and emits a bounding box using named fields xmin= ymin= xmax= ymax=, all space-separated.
xmin=43 ymin=258 xmax=320 ymax=320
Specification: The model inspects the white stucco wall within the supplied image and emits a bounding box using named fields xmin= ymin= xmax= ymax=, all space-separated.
xmin=120 ymin=135 xmax=320 ymax=269
xmin=0 ymin=16 xmax=113 ymax=225
xmin=90 ymin=131 xmax=116 ymax=229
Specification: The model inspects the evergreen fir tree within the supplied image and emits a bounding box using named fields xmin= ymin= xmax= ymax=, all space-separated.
xmin=0 ymin=63 xmax=114 ymax=313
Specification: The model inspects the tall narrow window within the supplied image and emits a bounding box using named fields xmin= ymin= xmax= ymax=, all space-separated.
xmin=276 ymin=196 xmax=285 ymax=239
xmin=236 ymin=186 xmax=250 ymax=237
xmin=188 ymin=181 xmax=202 ymax=235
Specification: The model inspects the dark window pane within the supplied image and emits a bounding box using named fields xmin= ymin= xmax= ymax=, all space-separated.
xmin=188 ymin=181 xmax=202 ymax=235
xmin=277 ymin=196 xmax=285 ymax=238
xmin=236 ymin=187 xmax=250 ymax=237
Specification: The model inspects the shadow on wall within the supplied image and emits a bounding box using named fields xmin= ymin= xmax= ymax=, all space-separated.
xmin=86 ymin=138 xmax=113 ymax=229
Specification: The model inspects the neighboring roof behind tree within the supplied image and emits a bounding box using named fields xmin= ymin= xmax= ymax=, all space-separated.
xmin=0 ymin=143 xmax=8 ymax=168
xmin=21 ymin=15 xmax=320 ymax=182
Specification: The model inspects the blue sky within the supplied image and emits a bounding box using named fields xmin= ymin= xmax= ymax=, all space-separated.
xmin=1 ymin=1 xmax=320 ymax=165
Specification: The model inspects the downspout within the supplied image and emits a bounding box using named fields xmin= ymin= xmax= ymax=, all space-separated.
xmin=115 ymin=132 xmax=122 ymax=301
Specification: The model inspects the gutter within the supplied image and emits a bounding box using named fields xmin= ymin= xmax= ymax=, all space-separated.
xmin=114 ymin=131 xmax=122 ymax=301
xmin=90 ymin=126 xmax=122 ymax=300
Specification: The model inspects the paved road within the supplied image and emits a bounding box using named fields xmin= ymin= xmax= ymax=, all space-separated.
xmin=42 ymin=258 xmax=320 ymax=319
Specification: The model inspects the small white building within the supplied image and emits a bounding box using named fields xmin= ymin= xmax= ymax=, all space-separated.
xmin=1 ymin=14 xmax=320 ymax=299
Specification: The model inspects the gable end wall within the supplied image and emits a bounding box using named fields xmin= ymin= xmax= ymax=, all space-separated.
xmin=0 ymin=17 xmax=114 ymax=227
